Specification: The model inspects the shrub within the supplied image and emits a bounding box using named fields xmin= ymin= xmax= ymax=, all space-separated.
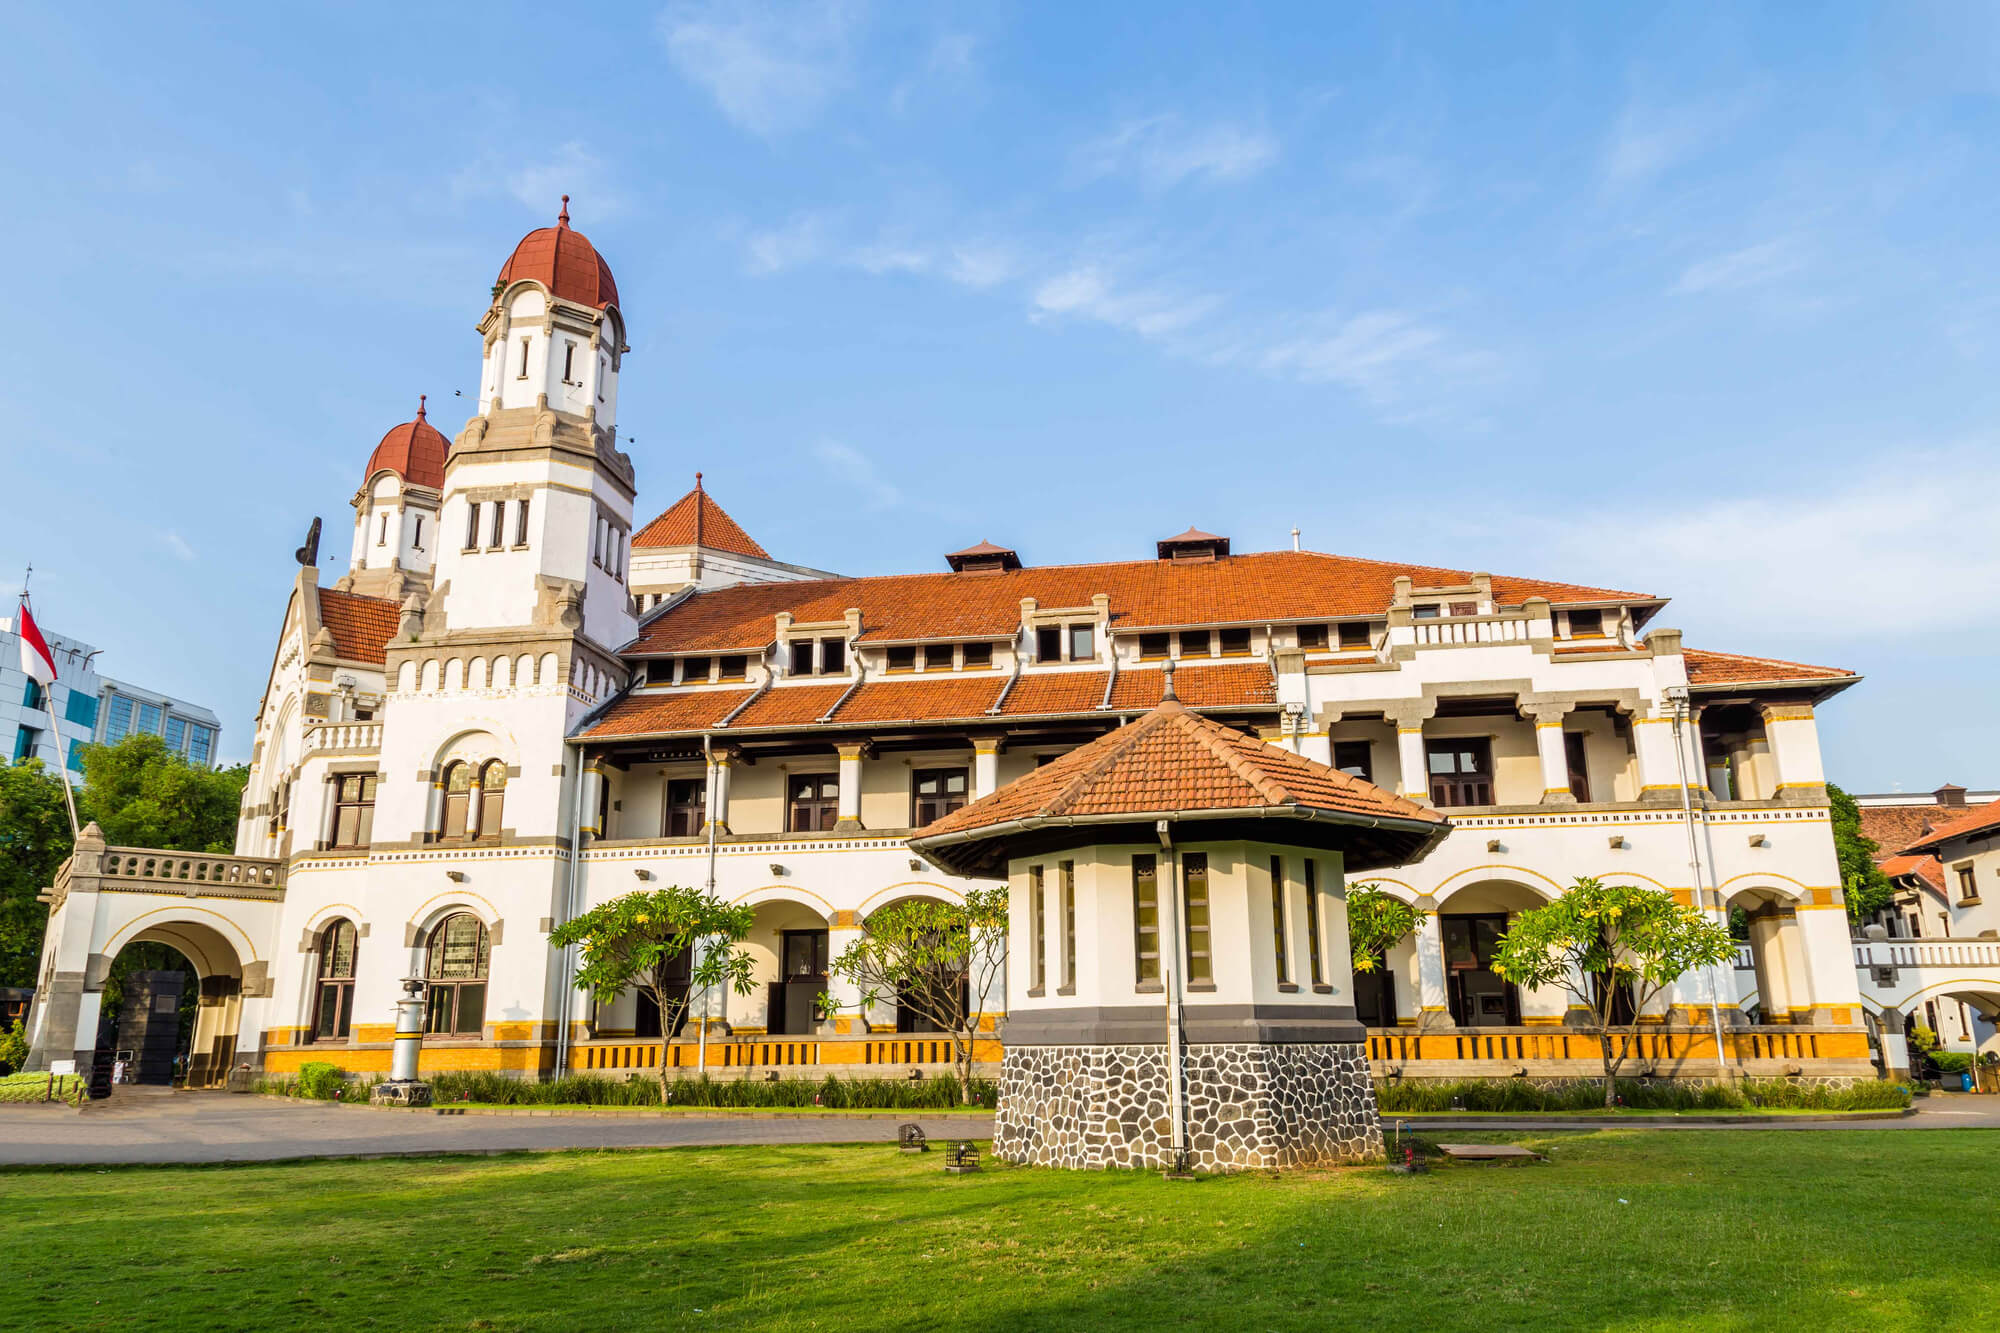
xmin=296 ymin=1062 xmax=344 ymax=1100
xmin=0 ymin=1019 xmax=28 ymax=1075
xmin=1374 ymin=1077 xmax=1910 ymax=1114
xmin=1929 ymin=1051 xmax=1974 ymax=1075
xmin=422 ymin=1071 xmax=995 ymax=1110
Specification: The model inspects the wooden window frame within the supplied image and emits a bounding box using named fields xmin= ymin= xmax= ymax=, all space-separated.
xmin=786 ymin=773 xmax=839 ymax=833
xmin=423 ymin=913 xmax=490 ymax=1038
xmin=1132 ymin=854 xmax=1161 ymax=987
xmin=1337 ymin=621 xmax=1373 ymax=651
xmin=1060 ymin=860 xmax=1077 ymax=992
xmin=961 ymin=642 xmax=992 ymax=669
xmin=1219 ymin=627 xmax=1252 ymax=657
xmin=1426 ymin=738 xmax=1494 ymax=808
xmin=1270 ymin=855 xmax=1290 ymax=985
xmin=1035 ymin=625 xmax=1062 ymax=663
xmin=664 ymin=777 xmax=707 ymax=838
xmin=311 ymin=919 xmax=357 ymax=1042
xmin=911 ymin=767 xmax=969 ymax=828
xmin=1564 ymin=731 xmax=1592 ymax=803
xmin=1304 ymin=858 xmax=1325 ymax=987
xmin=1296 ymin=624 xmax=1328 ymax=651
xmin=1183 ymin=852 xmax=1213 ymax=986
xmin=1067 ymin=623 xmax=1095 ymax=662
xmin=1138 ymin=632 xmax=1171 ymax=660
xmin=330 ymin=773 xmax=376 ymax=850
xmin=1567 ymin=608 xmax=1606 ymax=639
xmin=820 ymin=638 xmax=846 ymax=674
xmin=886 ymin=645 xmax=917 ymax=673
xmin=1332 ymin=740 xmax=1373 ymax=782
xmin=1029 ymin=865 xmax=1047 ymax=994
xmin=1178 ymin=629 xmax=1211 ymax=659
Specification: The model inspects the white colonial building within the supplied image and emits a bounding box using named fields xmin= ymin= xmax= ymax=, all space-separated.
xmin=29 ymin=207 xmax=1932 ymax=1089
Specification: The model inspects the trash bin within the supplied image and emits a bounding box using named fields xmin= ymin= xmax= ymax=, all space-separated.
xmin=1963 ymin=1072 xmax=1975 ymax=1093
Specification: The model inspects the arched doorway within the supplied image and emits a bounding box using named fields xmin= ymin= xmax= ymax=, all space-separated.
xmin=1725 ymin=886 xmax=1808 ymax=1026
xmin=106 ymin=918 xmax=248 ymax=1088
xmin=1435 ymin=879 xmax=1555 ymax=1027
xmin=742 ymin=898 xmax=832 ymax=1036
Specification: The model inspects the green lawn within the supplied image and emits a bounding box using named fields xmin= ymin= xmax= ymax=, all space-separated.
xmin=5 ymin=1132 xmax=1998 ymax=1331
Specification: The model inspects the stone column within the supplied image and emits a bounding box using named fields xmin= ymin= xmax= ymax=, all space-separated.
xmin=25 ymin=822 xmax=108 ymax=1073
xmin=971 ymin=737 xmax=1003 ymax=801
xmin=834 ymin=743 xmax=868 ymax=831
xmin=1631 ymin=709 xmax=1693 ymax=804
xmin=578 ymin=765 xmax=602 ymax=840
xmin=1759 ymin=703 xmax=1827 ymax=803
xmin=467 ymin=779 xmax=486 ymax=839
xmin=316 ymin=777 xmax=340 ymax=849
xmin=703 ymin=751 xmax=733 ymax=834
xmin=1878 ymin=1008 xmax=1912 ymax=1079
xmin=823 ymin=911 xmax=865 ymax=1035
xmin=1792 ymin=894 xmax=1867 ymax=1025
xmin=1522 ymin=701 xmax=1575 ymax=805
xmin=1386 ymin=702 xmax=1434 ymax=804
xmin=1413 ymin=902 xmax=1451 ymax=1029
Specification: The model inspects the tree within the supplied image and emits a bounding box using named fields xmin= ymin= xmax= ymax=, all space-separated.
xmin=1826 ymin=782 xmax=1894 ymax=924
xmin=79 ymin=734 xmax=247 ymax=853
xmin=1347 ymin=885 xmax=1427 ymax=974
xmin=549 ymin=886 xmax=757 ymax=1099
xmin=1491 ymin=878 xmax=1735 ymax=1106
xmin=0 ymin=760 xmax=73 ymax=988
xmin=824 ymin=887 xmax=1007 ymax=1103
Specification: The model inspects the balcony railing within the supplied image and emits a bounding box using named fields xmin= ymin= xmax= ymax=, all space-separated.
xmin=1409 ymin=613 xmax=1534 ymax=647
xmin=98 ymin=849 xmax=286 ymax=896
xmin=1367 ymin=1024 xmax=1854 ymax=1068
xmin=567 ymin=1033 xmax=1002 ymax=1075
xmin=304 ymin=721 xmax=382 ymax=754
xmin=1854 ymin=938 xmax=2000 ymax=970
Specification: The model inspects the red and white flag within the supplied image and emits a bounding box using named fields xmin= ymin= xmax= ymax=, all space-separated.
xmin=14 ymin=601 xmax=57 ymax=686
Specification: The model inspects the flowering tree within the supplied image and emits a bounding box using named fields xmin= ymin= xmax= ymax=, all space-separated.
xmin=824 ymin=887 xmax=1007 ymax=1102
xmin=549 ymin=886 xmax=756 ymax=1099
xmin=1347 ymin=885 xmax=1427 ymax=974
xmin=1491 ymin=878 xmax=1735 ymax=1106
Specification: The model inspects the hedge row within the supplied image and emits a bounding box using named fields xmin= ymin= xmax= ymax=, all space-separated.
xmin=257 ymin=1068 xmax=997 ymax=1109
xmin=1375 ymin=1077 xmax=1912 ymax=1113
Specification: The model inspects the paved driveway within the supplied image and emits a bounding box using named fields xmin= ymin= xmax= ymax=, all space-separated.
xmin=0 ymin=1087 xmax=995 ymax=1166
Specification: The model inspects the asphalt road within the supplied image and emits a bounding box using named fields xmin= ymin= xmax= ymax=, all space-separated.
xmin=5 ymin=1089 xmax=1994 ymax=1167
xmin=0 ymin=1087 xmax=995 ymax=1166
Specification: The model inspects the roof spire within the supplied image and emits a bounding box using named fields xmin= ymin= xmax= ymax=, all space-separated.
xmin=1160 ymin=658 xmax=1179 ymax=705
xmin=694 ymin=473 xmax=704 ymax=546
xmin=416 ymin=393 xmax=427 ymax=423
xmin=558 ymin=194 xmax=571 ymax=228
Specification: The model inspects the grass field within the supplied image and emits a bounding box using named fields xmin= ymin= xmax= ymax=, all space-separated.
xmin=5 ymin=1131 xmax=1997 ymax=1331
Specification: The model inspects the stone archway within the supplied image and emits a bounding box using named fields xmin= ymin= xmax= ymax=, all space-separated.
xmin=1431 ymin=878 xmax=1558 ymax=1027
xmin=1723 ymin=884 xmax=1811 ymax=1026
xmin=82 ymin=917 xmax=251 ymax=1089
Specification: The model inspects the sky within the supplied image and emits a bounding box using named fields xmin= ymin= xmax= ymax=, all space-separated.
xmin=1 ymin=2 xmax=1996 ymax=788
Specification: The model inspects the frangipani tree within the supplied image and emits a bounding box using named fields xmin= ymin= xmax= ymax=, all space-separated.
xmin=549 ymin=886 xmax=756 ymax=1099
xmin=824 ymin=887 xmax=1007 ymax=1103
xmin=1491 ymin=878 xmax=1735 ymax=1106
xmin=1347 ymin=885 xmax=1427 ymax=975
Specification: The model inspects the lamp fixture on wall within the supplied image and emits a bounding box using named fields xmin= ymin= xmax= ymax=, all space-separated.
xmin=445 ymin=869 xmax=467 ymax=882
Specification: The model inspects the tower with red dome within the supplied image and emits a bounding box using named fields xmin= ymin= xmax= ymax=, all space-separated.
xmin=343 ymin=395 xmax=448 ymax=599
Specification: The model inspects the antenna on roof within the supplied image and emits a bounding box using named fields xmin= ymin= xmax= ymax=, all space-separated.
xmin=1291 ymin=526 xmax=1300 ymax=552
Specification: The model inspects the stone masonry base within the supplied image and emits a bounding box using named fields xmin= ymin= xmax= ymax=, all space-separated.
xmin=995 ymin=1042 xmax=1382 ymax=1172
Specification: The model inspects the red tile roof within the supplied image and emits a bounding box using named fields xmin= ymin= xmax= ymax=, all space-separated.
xmin=910 ymin=699 xmax=1445 ymax=875
xmin=578 ymin=688 xmax=755 ymax=738
xmin=1899 ymin=797 xmax=2000 ymax=855
xmin=829 ymin=675 xmax=1004 ymax=726
xmin=728 ymin=682 xmax=853 ymax=730
xmin=1878 ymin=852 xmax=1948 ymax=897
xmin=363 ymin=397 xmax=448 ymax=491
xmin=1682 ymin=648 xmax=1855 ymax=687
xmin=632 ymin=481 xmax=770 ymax=558
xmin=629 ymin=549 xmax=1653 ymax=655
xmin=998 ymin=671 xmax=1111 ymax=716
xmin=1109 ymin=662 xmax=1274 ymax=709
xmin=495 ymin=199 xmax=619 ymax=310
xmin=315 ymin=587 xmax=400 ymax=663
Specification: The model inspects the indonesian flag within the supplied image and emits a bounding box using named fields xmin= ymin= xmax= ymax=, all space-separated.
xmin=14 ymin=602 xmax=57 ymax=686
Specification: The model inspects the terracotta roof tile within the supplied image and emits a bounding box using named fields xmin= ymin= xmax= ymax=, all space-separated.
xmin=363 ymin=397 xmax=448 ymax=490
xmin=495 ymin=200 xmax=618 ymax=309
xmin=315 ymin=587 xmax=400 ymax=663
xmin=631 ymin=549 xmax=1651 ymax=656
xmin=998 ymin=671 xmax=1111 ymax=717
xmin=632 ymin=483 xmax=770 ymax=558
xmin=1899 ymin=797 xmax=2000 ymax=855
xmin=1683 ymin=648 xmax=1855 ymax=687
xmin=1878 ymin=852 xmax=1948 ymax=897
xmin=728 ymin=682 xmax=853 ymax=730
xmin=1858 ymin=805 xmax=1960 ymax=858
xmin=915 ymin=700 xmax=1444 ymax=845
xmin=827 ymin=675 xmax=1005 ymax=725
xmin=1109 ymin=663 xmax=1275 ymax=710
xmin=579 ymin=689 xmax=756 ymax=738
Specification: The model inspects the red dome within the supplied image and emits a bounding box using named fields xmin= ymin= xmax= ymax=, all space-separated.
xmin=494 ymin=196 xmax=619 ymax=310
xmin=364 ymin=396 xmax=448 ymax=491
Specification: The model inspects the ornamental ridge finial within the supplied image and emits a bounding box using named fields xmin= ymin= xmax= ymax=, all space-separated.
xmin=558 ymin=195 xmax=571 ymax=227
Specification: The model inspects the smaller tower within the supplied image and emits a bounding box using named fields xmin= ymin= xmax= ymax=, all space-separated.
xmin=344 ymin=395 xmax=447 ymax=599
xmin=476 ymin=195 xmax=624 ymax=429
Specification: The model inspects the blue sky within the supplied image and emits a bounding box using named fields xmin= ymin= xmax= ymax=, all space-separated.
xmin=2 ymin=3 xmax=1996 ymax=788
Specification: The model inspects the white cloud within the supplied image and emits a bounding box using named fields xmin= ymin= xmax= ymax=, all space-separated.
xmin=1603 ymin=92 xmax=1756 ymax=186
xmin=744 ymin=214 xmax=831 ymax=275
xmin=161 ymin=530 xmax=195 ymax=563
xmin=1074 ymin=115 xmax=1278 ymax=190
xmin=1553 ymin=449 xmax=2000 ymax=634
xmin=659 ymin=0 xmax=860 ymax=137
xmin=1030 ymin=265 xmax=1219 ymax=338
xmin=451 ymin=141 xmax=621 ymax=220
xmin=811 ymin=439 xmax=901 ymax=509
xmin=1675 ymin=237 xmax=1809 ymax=294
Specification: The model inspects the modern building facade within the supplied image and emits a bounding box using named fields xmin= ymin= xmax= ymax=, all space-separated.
xmin=0 ymin=621 xmax=222 ymax=783
xmin=32 ymin=205 xmax=1960 ymax=1090
xmin=94 ymin=678 xmax=220 ymax=766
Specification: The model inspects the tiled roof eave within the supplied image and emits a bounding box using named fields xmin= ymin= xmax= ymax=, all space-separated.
xmin=1688 ymin=673 xmax=1862 ymax=693
xmin=911 ymin=803 xmax=1451 ymax=854
xmin=574 ymin=699 xmax=1282 ymax=745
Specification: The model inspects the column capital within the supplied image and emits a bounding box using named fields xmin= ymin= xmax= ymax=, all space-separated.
xmin=1385 ymin=700 xmax=1435 ymax=730
xmin=833 ymin=741 xmax=875 ymax=761
xmin=969 ymin=734 xmax=1007 ymax=756
xmin=1759 ymin=702 xmax=1815 ymax=723
xmin=1518 ymin=697 xmax=1573 ymax=725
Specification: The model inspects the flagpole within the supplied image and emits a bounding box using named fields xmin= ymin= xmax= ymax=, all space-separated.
xmin=17 ymin=585 xmax=81 ymax=838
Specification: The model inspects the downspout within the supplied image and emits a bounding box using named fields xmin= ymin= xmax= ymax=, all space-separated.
xmin=1157 ymin=818 xmax=1188 ymax=1173
xmin=1667 ymin=687 xmax=1731 ymax=1081
xmin=699 ymin=731 xmax=716 ymax=1072
xmin=555 ymin=738 xmax=588 ymax=1078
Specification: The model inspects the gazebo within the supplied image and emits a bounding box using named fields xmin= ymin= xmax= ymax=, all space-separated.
xmin=911 ymin=691 xmax=1449 ymax=1172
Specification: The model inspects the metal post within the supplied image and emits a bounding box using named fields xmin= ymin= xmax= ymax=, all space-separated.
xmin=1668 ymin=689 xmax=1731 ymax=1080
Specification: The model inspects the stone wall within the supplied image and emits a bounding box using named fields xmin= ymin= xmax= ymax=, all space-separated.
xmin=995 ymin=1042 xmax=1381 ymax=1172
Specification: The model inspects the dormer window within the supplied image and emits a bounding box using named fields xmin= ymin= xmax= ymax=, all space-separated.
xmin=679 ymin=657 xmax=711 ymax=684
xmin=923 ymin=644 xmax=955 ymax=671
xmin=887 ymin=646 xmax=917 ymax=672
xmin=1068 ymin=624 xmax=1095 ymax=662
xmin=1338 ymin=621 xmax=1373 ymax=651
xmin=790 ymin=641 xmax=815 ymax=675
xmin=1036 ymin=626 xmax=1061 ymax=661
xmin=646 ymin=660 xmax=674 ymax=685
xmin=1297 ymin=625 xmax=1327 ymax=650
xmin=820 ymin=638 xmax=846 ymax=674
xmin=1412 ymin=604 xmax=1441 ymax=620
xmin=1568 ymin=609 xmax=1606 ymax=639
xmin=1179 ymin=629 xmax=1211 ymax=658
xmin=718 ymin=655 xmax=747 ymax=682
xmin=962 ymin=643 xmax=992 ymax=669
xmin=1035 ymin=624 xmax=1095 ymax=663
xmin=1219 ymin=628 xmax=1251 ymax=656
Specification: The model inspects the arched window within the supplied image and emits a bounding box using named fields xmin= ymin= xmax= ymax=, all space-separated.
xmin=478 ymin=761 xmax=507 ymax=838
xmin=423 ymin=913 xmax=489 ymax=1036
xmin=312 ymin=919 xmax=357 ymax=1041
xmin=441 ymin=762 xmax=471 ymax=839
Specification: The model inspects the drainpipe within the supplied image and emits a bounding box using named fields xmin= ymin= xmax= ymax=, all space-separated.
xmin=1157 ymin=818 xmax=1188 ymax=1171
xmin=1667 ymin=687 xmax=1730 ymax=1081
xmin=699 ymin=732 xmax=717 ymax=1073
xmin=555 ymin=739 xmax=588 ymax=1078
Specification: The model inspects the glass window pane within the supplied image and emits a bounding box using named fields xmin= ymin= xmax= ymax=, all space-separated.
xmin=455 ymin=984 xmax=485 ymax=1034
